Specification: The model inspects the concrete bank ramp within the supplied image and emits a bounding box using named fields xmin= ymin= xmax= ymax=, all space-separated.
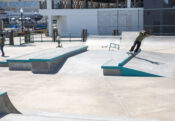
xmin=102 ymin=51 xmax=175 ymax=77
xmin=86 ymin=35 xmax=121 ymax=49
xmin=1 ymin=113 xmax=159 ymax=121
xmin=0 ymin=92 xmax=21 ymax=115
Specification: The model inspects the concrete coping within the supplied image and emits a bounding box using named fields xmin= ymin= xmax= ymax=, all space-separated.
xmin=118 ymin=50 xmax=141 ymax=67
xmin=0 ymin=61 xmax=8 ymax=64
xmin=101 ymin=59 xmax=121 ymax=69
xmin=102 ymin=50 xmax=141 ymax=69
xmin=118 ymin=54 xmax=133 ymax=67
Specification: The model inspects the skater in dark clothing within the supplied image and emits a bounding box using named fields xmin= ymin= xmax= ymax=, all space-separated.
xmin=130 ymin=30 xmax=150 ymax=54
xmin=0 ymin=33 xmax=5 ymax=57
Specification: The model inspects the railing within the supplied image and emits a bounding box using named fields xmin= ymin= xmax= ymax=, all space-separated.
xmin=58 ymin=32 xmax=82 ymax=42
xmin=144 ymin=8 xmax=175 ymax=35
xmin=4 ymin=31 xmax=84 ymax=46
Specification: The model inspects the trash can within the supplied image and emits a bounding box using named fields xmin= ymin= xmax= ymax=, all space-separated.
xmin=113 ymin=30 xmax=119 ymax=36
xmin=9 ymin=30 xmax=14 ymax=45
xmin=52 ymin=28 xmax=58 ymax=42
xmin=25 ymin=31 xmax=31 ymax=43
xmin=82 ymin=29 xmax=88 ymax=42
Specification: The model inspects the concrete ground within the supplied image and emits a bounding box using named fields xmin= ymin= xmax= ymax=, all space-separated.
xmin=0 ymin=38 xmax=175 ymax=121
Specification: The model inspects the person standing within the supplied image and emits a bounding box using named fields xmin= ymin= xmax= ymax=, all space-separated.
xmin=0 ymin=33 xmax=5 ymax=57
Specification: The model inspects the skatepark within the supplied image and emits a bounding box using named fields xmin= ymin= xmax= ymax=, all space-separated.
xmin=0 ymin=32 xmax=175 ymax=121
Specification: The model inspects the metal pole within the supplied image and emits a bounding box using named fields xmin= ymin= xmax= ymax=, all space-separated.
xmin=117 ymin=10 xmax=119 ymax=30
xmin=20 ymin=8 xmax=24 ymax=32
xmin=69 ymin=33 xmax=71 ymax=42
xmin=127 ymin=0 xmax=131 ymax=8
xmin=41 ymin=33 xmax=43 ymax=42
xmin=160 ymin=9 xmax=163 ymax=35
xmin=20 ymin=35 xmax=21 ymax=45
xmin=116 ymin=0 xmax=119 ymax=8
xmin=138 ymin=9 xmax=139 ymax=31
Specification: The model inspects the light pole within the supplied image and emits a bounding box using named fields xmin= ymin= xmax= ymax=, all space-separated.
xmin=20 ymin=8 xmax=24 ymax=32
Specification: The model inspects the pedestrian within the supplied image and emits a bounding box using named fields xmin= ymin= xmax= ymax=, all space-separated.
xmin=0 ymin=33 xmax=6 ymax=57
xmin=129 ymin=30 xmax=150 ymax=54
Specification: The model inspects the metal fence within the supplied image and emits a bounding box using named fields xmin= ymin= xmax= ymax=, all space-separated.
xmin=144 ymin=8 xmax=175 ymax=35
xmin=4 ymin=31 xmax=84 ymax=46
xmin=96 ymin=8 xmax=175 ymax=36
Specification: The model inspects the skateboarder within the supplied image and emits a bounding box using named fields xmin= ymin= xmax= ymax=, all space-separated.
xmin=0 ymin=33 xmax=5 ymax=57
xmin=129 ymin=30 xmax=150 ymax=54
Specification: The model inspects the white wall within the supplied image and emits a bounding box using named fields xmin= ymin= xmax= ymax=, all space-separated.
xmin=39 ymin=8 xmax=143 ymax=36
xmin=66 ymin=14 xmax=97 ymax=35
xmin=97 ymin=8 xmax=143 ymax=35
xmin=57 ymin=16 xmax=68 ymax=34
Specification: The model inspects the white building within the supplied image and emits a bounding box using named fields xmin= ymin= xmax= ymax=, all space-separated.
xmin=39 ymin=0 xmax=144 ymax=36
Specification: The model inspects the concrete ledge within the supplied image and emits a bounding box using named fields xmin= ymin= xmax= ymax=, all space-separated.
xmin=0 ymin=61 xmax=8 ymax=67
xmin=7 ymin=49 xmax=53 ymax=70
xmin=7 ymin=46 xmax=88 ymax=72
xmin=0 ymin=92 xmax=21 ymax=115
xmin=31 ymin=58 xmax=65 ymax=74
xmin=102 ymin=60 xmax=122 ymax=76
xmin=118 ymin=54 xmax=133 ymax=66
xmin=118 ymin=50 xmax=141 ymax=66
xmin=8 ymin=62 xmax=31 ymax=71
xmin=31 ymin=46 xmax=88 ymax=74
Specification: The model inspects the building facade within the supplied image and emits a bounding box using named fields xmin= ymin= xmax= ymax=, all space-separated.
xmin=0 ymin=1 xmax=40 ymax=12
xmin=39 ymin=0 xmax=144 ymax=36
xmin=144 ymin=0 xmax=175 ymax=35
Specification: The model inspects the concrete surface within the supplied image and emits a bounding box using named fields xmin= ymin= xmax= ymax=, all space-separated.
xmin=0 ymin=35 xmax=175 ymax=121
xmin=86 ymin=35 xmax=121 ymax=49
xmin=1 ymin=113 xmax=158 ymax=121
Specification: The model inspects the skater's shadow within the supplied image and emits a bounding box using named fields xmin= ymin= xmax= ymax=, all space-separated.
xmin=135 ymin=57 xmax=164 ymax=65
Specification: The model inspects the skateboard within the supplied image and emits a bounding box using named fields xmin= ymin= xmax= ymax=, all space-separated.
xmin=127 ymin=49 xmax=141 ymax=56
xmin=127 ymin=51 xmax=136 ymax=56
